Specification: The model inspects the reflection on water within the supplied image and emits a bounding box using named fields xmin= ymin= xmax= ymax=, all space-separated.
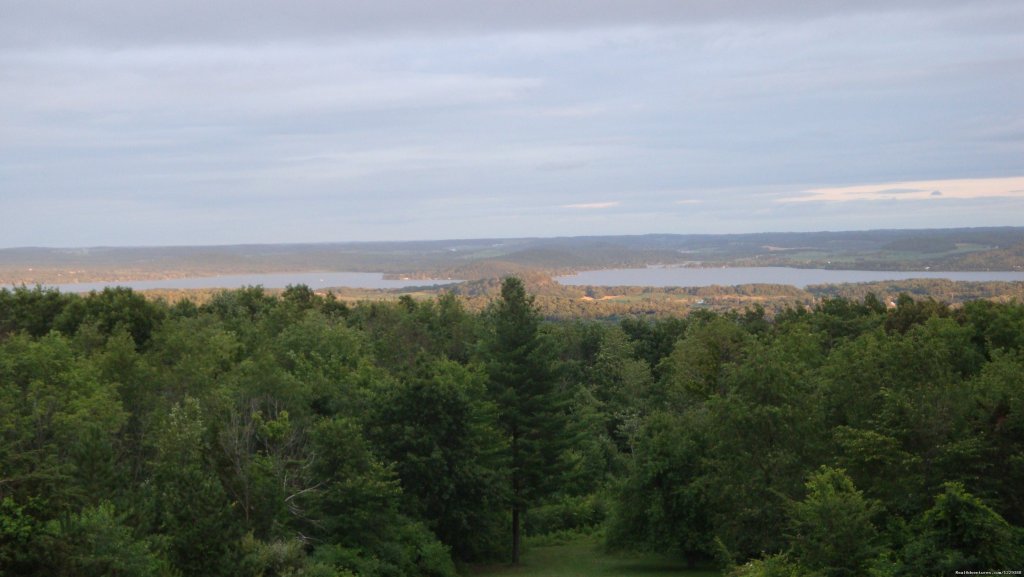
xmin=555 ymin=266 xmax=1024 ymax=289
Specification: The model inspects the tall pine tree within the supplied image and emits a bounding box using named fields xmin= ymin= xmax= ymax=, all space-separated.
xmin=483 ymin=277 xmax=567 ymax=564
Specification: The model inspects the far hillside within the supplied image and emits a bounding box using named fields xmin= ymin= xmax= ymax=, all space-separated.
xmin=2 ymin=227 xmax=1024 ymax=287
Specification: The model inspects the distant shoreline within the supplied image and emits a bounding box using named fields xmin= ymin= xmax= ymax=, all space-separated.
xmin=3 ymin=227 xmax=1024 ymax=287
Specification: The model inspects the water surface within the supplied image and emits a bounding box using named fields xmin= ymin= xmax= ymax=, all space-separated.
xmin=555 ymin=267 xmax=1024 ymax=289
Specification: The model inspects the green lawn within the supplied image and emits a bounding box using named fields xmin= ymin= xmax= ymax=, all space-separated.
xmin=468 ymin=538 xmax=721 ymax=577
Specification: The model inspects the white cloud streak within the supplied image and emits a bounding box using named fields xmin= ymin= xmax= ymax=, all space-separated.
xmin=780 ymin=176 xmax=1024 ymax=203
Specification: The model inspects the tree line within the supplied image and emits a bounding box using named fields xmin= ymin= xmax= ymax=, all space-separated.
xmin=1 ymin=280 xmax=1022 ymax=576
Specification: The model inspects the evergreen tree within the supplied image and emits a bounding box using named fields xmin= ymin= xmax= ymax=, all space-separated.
xmin=483 ymin=277 xmax=567 ymax=564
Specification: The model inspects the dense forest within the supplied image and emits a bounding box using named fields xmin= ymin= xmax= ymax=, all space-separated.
xmin=1 ymin=280 xmax=1023 ymax=576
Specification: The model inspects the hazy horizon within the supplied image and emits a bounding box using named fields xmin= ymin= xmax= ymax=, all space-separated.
xmin=3 ymin=1 xmax=1022 ymax=247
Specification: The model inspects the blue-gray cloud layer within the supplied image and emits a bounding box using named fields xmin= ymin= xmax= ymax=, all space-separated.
xmin=2 ymin=1 xmax=1022 ymax=246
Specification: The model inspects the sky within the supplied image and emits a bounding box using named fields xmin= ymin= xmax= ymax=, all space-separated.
xmin=2 ymin=1 xmax=1023 ymax=247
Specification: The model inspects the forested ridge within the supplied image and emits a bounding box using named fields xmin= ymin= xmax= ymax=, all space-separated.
xmin=1 ymin=281 xmax=1023 ymax=576
xmin=5 ymin=227 xmax=1024 ymax=287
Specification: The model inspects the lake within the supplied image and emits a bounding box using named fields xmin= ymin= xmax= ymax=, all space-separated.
xmin=555 ymin=266 xmax=1024 ymax=289
xmin=46 ymin=272 xmax=460 ymax=293
xmin=38 ymin=267 xmax=1024 ymax=293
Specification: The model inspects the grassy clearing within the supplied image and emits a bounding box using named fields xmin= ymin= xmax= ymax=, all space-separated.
xmin=468 ymin=537 xmax=721 ymax=577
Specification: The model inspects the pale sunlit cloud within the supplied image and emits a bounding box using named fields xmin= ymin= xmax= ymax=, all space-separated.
xmin=779 ymin=176 xmax=1024 ymax=203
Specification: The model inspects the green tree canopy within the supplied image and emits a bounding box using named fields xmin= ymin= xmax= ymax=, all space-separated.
xmin=482 ymin=276 xmax=568 ymax=564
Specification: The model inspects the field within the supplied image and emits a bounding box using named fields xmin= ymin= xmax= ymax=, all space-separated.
xmin=471 ymin=538 xmax=720 ymax=577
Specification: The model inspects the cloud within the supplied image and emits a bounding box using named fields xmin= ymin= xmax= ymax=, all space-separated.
xmin=779 ymin=177 xmax=1024 ymax=203
xmin=536 ymin=160 xmax=590 ymax=172
xmin=3 ymin=0 xmax=1004 ymax=49
xmin=2 ymin=0 xmax=1023 ymax=247
xmin=0 ymin=46 xmax=542 ymax=118
xmin=527 ymin=104 xmax=609 ymax=118
xmin=875 ymin=188 xmax=927 ymax=195
xmin=562 ymin=201 xmax=620 ymax=209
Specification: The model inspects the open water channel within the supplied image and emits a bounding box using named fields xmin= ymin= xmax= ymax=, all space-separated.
xmin=42 ymin=267 xmax=1024 ymax=293
xmin=554 ymin=266 xmax=1024 ymax=289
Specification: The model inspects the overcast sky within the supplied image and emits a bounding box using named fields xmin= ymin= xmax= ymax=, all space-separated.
xmin=2 ymin=1 xmax=1023 ymax=247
